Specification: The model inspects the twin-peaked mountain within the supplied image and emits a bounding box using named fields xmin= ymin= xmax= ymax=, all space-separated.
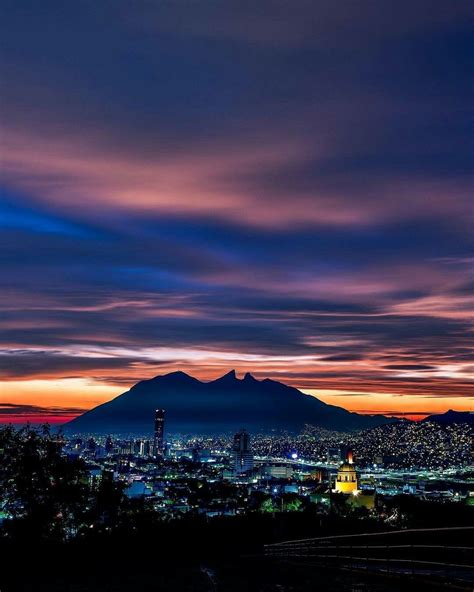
xmin=65 ymin=370 xmax=395 ymax=435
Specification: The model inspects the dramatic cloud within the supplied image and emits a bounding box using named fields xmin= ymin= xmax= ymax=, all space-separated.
xmin=0 ymin=1 xmax=472 ymax=422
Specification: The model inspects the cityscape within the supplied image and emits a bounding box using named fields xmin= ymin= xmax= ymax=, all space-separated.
xmin=61 ymin=408 xmax=474 ymax=521
xmin=2 ymin=405 xmax=473 ymax=590
xmin=1 ymin=0 xmax=473 ymax=590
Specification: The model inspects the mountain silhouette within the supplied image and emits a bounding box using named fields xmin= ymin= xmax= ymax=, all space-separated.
xmin=422 ymin=410 xmax=473 ymax=425
xmin=64 ymin=370 xmax=396 ymax=434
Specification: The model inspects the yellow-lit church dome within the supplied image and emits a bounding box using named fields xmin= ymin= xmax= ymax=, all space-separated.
xmin=334 ymin=460 xmax=358 ymax=494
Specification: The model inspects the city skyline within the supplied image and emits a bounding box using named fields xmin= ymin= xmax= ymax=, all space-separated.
xmin=1 ymin=1 xmax=473 ymax=424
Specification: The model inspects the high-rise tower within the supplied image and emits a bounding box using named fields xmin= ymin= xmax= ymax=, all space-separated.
xmin=153 ymin=409 xmax=165 ymax=456
xmin=232 ymin=429 xmax=254 ymax=475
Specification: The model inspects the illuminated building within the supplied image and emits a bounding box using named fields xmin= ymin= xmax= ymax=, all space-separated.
xmin=334 ymin=448 xmax=358 ymax=494
xmin=153 ymin=409 xmax=165 ymax=456
xmin=138 ymin=440 xmax=151 ymax=457
xmin=232 ymin=429 xmax=254 ymax=475
xmin=260 ymin=463 xmax=293 ymax=479
xmin=118 ymin=441 xmax=133 ymax=455
xmin=332 ymin=449 xmax=375 ymax=508
xmin=105 ymin=435 xmax=113 ymax=454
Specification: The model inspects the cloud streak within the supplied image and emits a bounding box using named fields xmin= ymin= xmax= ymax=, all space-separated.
xmin=0 ymin=0 xmax=472 ymax=421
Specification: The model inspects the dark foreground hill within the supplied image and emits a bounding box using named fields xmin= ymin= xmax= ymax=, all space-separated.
xmin=64 ymin=370 xmax=395 ymax=435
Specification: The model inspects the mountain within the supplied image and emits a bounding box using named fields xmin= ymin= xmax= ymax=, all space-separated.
xmin=64 ymin=370 xmax=397 ymax=435
xmin=422 ymin=410 xmax=473 ymax=425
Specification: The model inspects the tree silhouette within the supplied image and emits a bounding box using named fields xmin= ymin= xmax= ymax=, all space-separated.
xmin=0 ymin=424 xmax=90 ymax=540
xmin=0 ymin=425 xmax=148 ymax=542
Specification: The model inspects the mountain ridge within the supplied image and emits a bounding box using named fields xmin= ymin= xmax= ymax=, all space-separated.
xmin=64 ymin=370 xmax=397 ymax=435
xmin=422 ymin=409 xmax=473 ymax=425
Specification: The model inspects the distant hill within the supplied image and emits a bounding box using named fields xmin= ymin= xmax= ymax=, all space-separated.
xmin=64 ymin=370 xmax=397 ymax=435
xmin=422 ymin=410 xmax=473 ymax=425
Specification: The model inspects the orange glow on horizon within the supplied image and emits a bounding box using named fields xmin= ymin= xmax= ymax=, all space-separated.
xmin=1 ymin=372 xmax=472 ymax=425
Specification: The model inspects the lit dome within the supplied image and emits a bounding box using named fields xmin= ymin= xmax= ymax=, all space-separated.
xmin=334 ymin=460 xmax=358 ymax=493
xmin=338 ymin=462 xmax=356 ymax=472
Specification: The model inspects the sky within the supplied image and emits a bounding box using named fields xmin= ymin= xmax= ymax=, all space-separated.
xmin=0 ymin=0 xmax=473 ymax=424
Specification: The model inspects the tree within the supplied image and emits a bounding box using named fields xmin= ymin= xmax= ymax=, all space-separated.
xmin=84 ymin=472 xmax=127 ymax=532
xmin=282 ymin=494 xmax=303 ymax=512
xmin=0 ymin=425 xmax=88 ymax=541
xmin=260 ymin=497 xmax=276 ymax=513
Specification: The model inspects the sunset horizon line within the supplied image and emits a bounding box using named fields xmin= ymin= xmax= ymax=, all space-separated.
xmin=1 ymin=367 xmax=471 ymax=425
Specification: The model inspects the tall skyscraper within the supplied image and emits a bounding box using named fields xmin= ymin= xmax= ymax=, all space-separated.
xmin=153 ymin=409 xmax=165 ymax=456
xmin=232 ymin=429 xmax=254 ymax=475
